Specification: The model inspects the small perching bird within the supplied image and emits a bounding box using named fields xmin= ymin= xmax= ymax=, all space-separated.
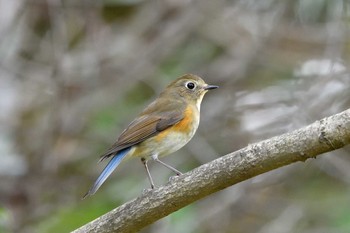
xmin=83 ymin=74 xmax=218 ymax=198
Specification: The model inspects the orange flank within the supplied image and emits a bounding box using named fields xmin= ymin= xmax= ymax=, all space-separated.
xmin=155 ymin=106 xmax=194 ymax=142
xmin=172 ymin=106 xmax=194 ymax=133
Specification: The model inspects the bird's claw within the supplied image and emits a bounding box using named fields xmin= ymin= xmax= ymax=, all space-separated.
xmin=142 ymin=188 xmax=152 ymax=195
xmin=168 ymin=175 xmax=180 ymax=182
xmin=142 ymin=185 xmax=156 ymax=195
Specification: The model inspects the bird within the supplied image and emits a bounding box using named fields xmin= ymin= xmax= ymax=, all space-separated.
xmin=83 ymin=74 xmax=218 ymax=198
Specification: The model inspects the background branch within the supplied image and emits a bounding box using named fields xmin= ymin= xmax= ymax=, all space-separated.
xmin=73 ymin=109 xmax=350 ymax=233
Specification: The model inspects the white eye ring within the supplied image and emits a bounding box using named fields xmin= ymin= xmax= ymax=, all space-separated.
xmin=185 ymin=81 xmax=196 ymax=90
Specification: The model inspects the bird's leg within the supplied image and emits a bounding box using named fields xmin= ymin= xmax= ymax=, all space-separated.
xmin=153 ymin=157 xmax=183 ymax=176
xmin=141 ymin=158 xmax=155 ymax=189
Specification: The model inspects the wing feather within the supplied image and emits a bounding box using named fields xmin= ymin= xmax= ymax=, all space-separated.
xmin=99 ymin=109 xmax=184 ymax=161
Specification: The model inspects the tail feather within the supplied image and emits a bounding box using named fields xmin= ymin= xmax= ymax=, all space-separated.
xmin=83 ymin=147 xmax=131 ymax=199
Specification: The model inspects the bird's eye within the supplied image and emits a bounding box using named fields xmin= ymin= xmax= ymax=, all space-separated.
xmin=186 ymin=82 xmax=196 ymax=90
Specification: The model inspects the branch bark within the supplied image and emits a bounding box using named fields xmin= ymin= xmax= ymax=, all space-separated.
xmin=73 ymin=109 xmax=350 ymax=233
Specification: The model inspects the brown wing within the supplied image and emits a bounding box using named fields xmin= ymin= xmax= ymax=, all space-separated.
xmin=99 ymin=110 xmax=184 ymax=162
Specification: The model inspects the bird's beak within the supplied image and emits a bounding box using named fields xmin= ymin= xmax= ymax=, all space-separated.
xmin=203 ymin=84 xmax=219 ymax=90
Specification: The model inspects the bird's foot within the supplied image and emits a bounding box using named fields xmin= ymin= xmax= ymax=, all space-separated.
xmin=168 ymin=175 xmax=181 ymax=182
xmin=142 ymin=186 xmax=156 ymax=195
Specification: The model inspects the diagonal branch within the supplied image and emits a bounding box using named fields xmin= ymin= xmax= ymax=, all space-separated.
xmin=73 ymin=109 xmax=350 ymax=233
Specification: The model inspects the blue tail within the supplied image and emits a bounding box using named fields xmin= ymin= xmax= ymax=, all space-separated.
xmin=83 ymin=147 xmax=131 ymax=198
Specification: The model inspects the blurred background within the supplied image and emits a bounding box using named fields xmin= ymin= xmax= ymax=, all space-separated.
xmin=0 ymin=0 xmax=350 ymax=232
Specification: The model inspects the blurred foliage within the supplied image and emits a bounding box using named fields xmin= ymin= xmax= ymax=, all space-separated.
xmin=0 ymin=0 xmax=349 ymax=233
xmin=37 ymin=198 xmax=118 ymax=233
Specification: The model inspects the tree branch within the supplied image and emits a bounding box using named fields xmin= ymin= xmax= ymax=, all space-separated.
xmin=73 ymin=109 xmax=350 ymax=233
